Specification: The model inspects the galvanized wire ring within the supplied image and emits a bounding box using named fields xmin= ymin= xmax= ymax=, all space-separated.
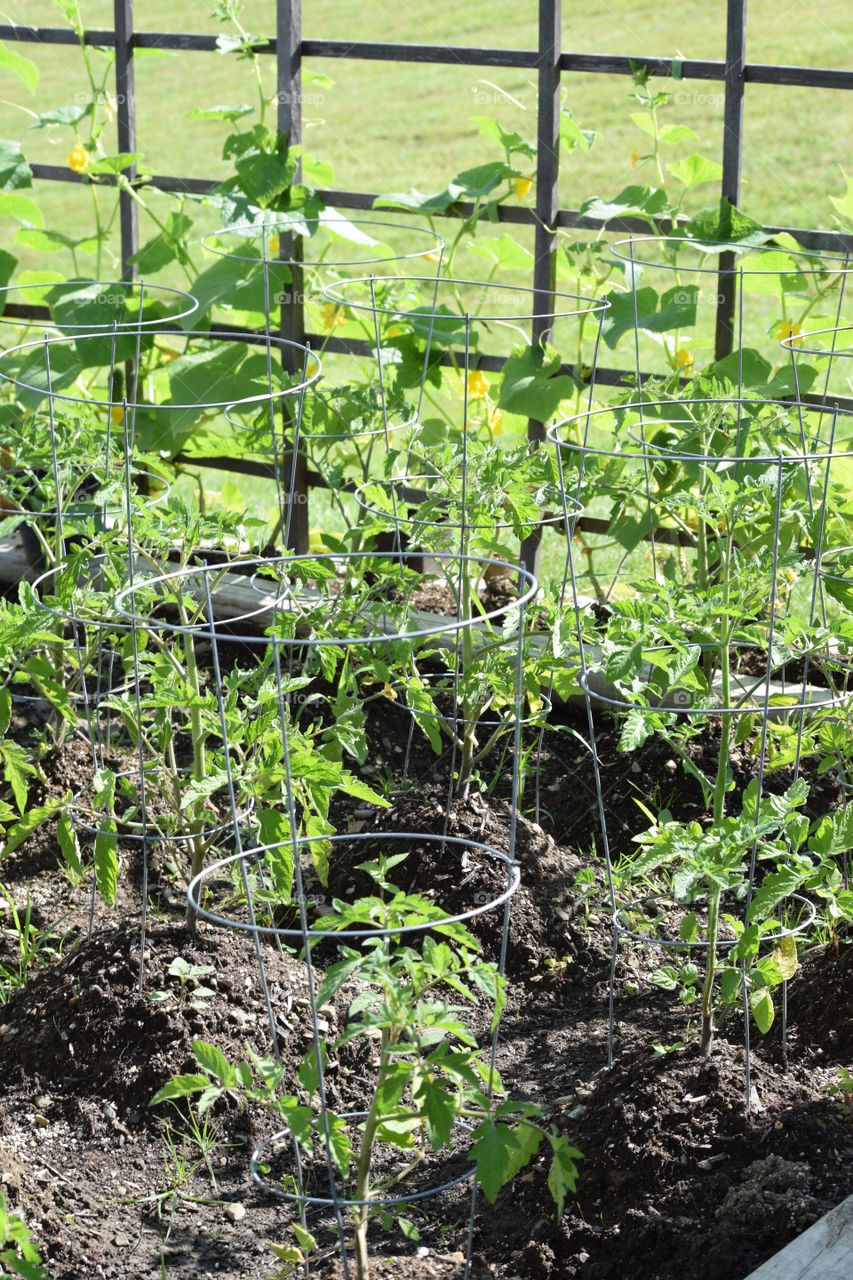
xmin=0 ymin=466 xmax=170 ymax=520
xmin=321 ymin=274 xmax=610 ymax=324
xmin=200 ymin=215 xmax=445 ymax=269
xmin=0 ymin=328 xmax=321 ymax=411
xmin=576 ymin=650 xmax=853 ymax=717
xmin=186 ymin=831 xmax=520 ymax=943
xmin=68 ymin=767 xmax=254 ymax=846
xmin=548 ymin=397 xmax=853 ymax=465
xmin=250 ymin=1113 xmax=475 ymax=1209
xmin=112 ymin=550 xmax=538 ymax=647
xmin=0 ymin=280 xmax=199 ymax=329
xmin=609 ymin=236 xmax=853 ymax=276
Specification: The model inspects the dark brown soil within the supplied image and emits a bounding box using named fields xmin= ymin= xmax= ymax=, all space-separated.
xmin=782 ymin=940 xmax=853 ymax=1063
xmin=1 ymin=709 xmax=850 ymax=1280
xmin=487 ymin=1039 xmax=852 ymax=1280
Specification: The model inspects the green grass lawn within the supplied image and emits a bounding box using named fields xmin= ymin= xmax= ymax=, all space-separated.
xmin=1 ymin=2 xmax=850 ymax=564
xmin=1 ymin=0 xmax=850 ymax=266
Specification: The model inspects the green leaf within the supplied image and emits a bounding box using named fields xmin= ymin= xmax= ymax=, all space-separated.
xmin=193 ymin=1040 xmax=236 ymax=1087
xmin=0 ymin=248 xmax=15 ymax=291
xmin=749 ymin=986 xmax=775 ymax=1034
xmin=94 ymin=820 xmax=119 ymax=906
xmin=297 ymin=1042 xmax=326 ymax=1096
xmin=466 ymin=233 xmax=534 ymax=272
xmin=578 ymin=184 xmax=668 ymax=222
xmin=469 ymin=1120 xmax=526 ymax=1203
xmin=1 ymin=795 xmax=66 ymax=858
xmin=56 ymin=812 xmax=84 ymax=879
xmin=746 ymin=866 xmax=803 ymax=924
xmin=829 ymin=805 xmax=853 ymax=856
xmin=414 ymin=1075 xmax=457 ymax=1150
xmin=149 ymin=1073 xmax=212 ymax=1106
xmin=601 ymin=284 xmax=698 ymax=349
xmin=88 ymin=152 xmax=143 ymax=175
xmin=0 ymin=140 xmax=32 ymax=191
xmin=338 ymin=773 xmax=392 ymax=809
xmin=770 ymin=934 xmax=798 ymax=982
xmin=667 ymin=154 xmax=723 ymax=189
xmin=130 ymin=212 xmax=193 ymax=274
xmin=681 ymin=199 xmax=770 ymax=248
xmin=0 ymin=41 xmax=38 ymax=95
xmin=547 ymin=1132 xmax=583 ymax=1218
xmin=257 ymin=809 xmax=295 ymax=900
xmin=0 ymin=192 xmax=43 ymax=226
xmin=0 ymin=687 xmax=10 ymax=736
xmin=498 ymin=343 xmax=576 ymax=421
xmin=187 ymin=104 xmax=255 ymax=123
xmin=292 ymin=1224 xmax=318 ymax=1253
xmin=316 ymin=955 xmax=362 ymax=1008
xmin=830 ymin=169 xmax=853 ymax=227
xmin=30 ymin=103 xmax=91 ymax=130
xmin=720 ymin=966 xmax=742 ymax=1003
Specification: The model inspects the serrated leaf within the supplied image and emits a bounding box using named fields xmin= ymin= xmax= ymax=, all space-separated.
xmin=338 ymin=773 xmax=392 ymax=809
xmin=547 ymin=1133 xmax=582 ymax=1218
xmin=749 ymin=986 xmax=775 ymax=1034
xmin=2 ymin=795 xmax=66 ymax=858
xmin=94 ymin=821 xmax=118 ymax=906
xmin=746 ymin=866 xmax=803 ymax=924
xmin=149 ymin=1073 xmax=211 ymax=1106
xmin=193 ymin=1040 xmax=235 ymax=1087
xmin=57 ymin=812 xmax=83 ymax=878
xmin=414 ymin=1075 xmax=457 ymax=1150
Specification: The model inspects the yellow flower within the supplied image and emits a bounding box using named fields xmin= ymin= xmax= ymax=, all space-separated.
xmin=103 ymin=95 xmax=117 ymax=123
xmin=777 ymin=319 xmax=803 ymax=347
xmin=66 ymin=143 xmax=90 ymax=174
xmin=514 ymin=175 xmax=534 ymax=201
xmin=110 ymin=404 xmax=124 ymax=425
xmin=488 ymin=407 xmax=503 ymax=435
xmin=467 ymin=369 xmax=490 ymax=398
xmin=675 ymin=347 xmax=694 ymax=373
xmin=387 ymin=323 xmax=404 ymax=337
xmin=630 ymin=149 xmax=640 ymax=169
xmin=268 ymin=234 xmax=280 ymax=257
xmin=321 ymin=302 xmax=346 ymax=331
xmin=421 ymin=250 xmax=441 ymax=264
xmin=381 ymin=682 xmax=398 ymax=701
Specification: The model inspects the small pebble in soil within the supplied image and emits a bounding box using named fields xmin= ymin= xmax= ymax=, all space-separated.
xmin=225 ymin=1202 xmax=246 ymax=1223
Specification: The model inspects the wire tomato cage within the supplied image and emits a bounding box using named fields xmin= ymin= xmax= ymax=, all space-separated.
xmin=549 ymin=387 xmax=853 ymax=1103
xmin=2 ymin=313 xmax=322 ymax=983
xmin=111 ymin=548 xmax=535 ymax=1278
xmin=608 ymin=236 xmax=853 ymax=382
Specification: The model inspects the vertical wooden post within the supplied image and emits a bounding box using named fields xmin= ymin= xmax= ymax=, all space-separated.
xmin=714 ymin=0 xmax=748 ymax=360
xmin=113 ymin=0 xmax=138 ymax=278
xmin=522 ymin=0 xmax=562 ymax=576
xmin=277 ymin=0 xmax=310 ymax=554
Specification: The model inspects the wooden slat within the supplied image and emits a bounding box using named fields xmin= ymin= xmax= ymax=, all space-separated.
xmin=743 ymin=1194 xmax=853 ymax=1280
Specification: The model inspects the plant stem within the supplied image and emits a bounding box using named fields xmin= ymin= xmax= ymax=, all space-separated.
xmin=181 ymin=617 xmax=207 ymax=931
xmin=352 ymin=1032 xmax=392 ymax=1280
xmin=700 ymin=525 xmax=734 ymax=1056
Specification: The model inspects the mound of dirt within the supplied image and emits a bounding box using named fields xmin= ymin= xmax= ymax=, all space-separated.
xmin=0 ymin=919 xmax=362 ymax=1116
xmin=325 ymin=788 xmax=612 ymax=985
xmin=477 ymin=1039 xmax=853 ymax=1280
xmin=783 ymin=939 xmax=853 ymax=1063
